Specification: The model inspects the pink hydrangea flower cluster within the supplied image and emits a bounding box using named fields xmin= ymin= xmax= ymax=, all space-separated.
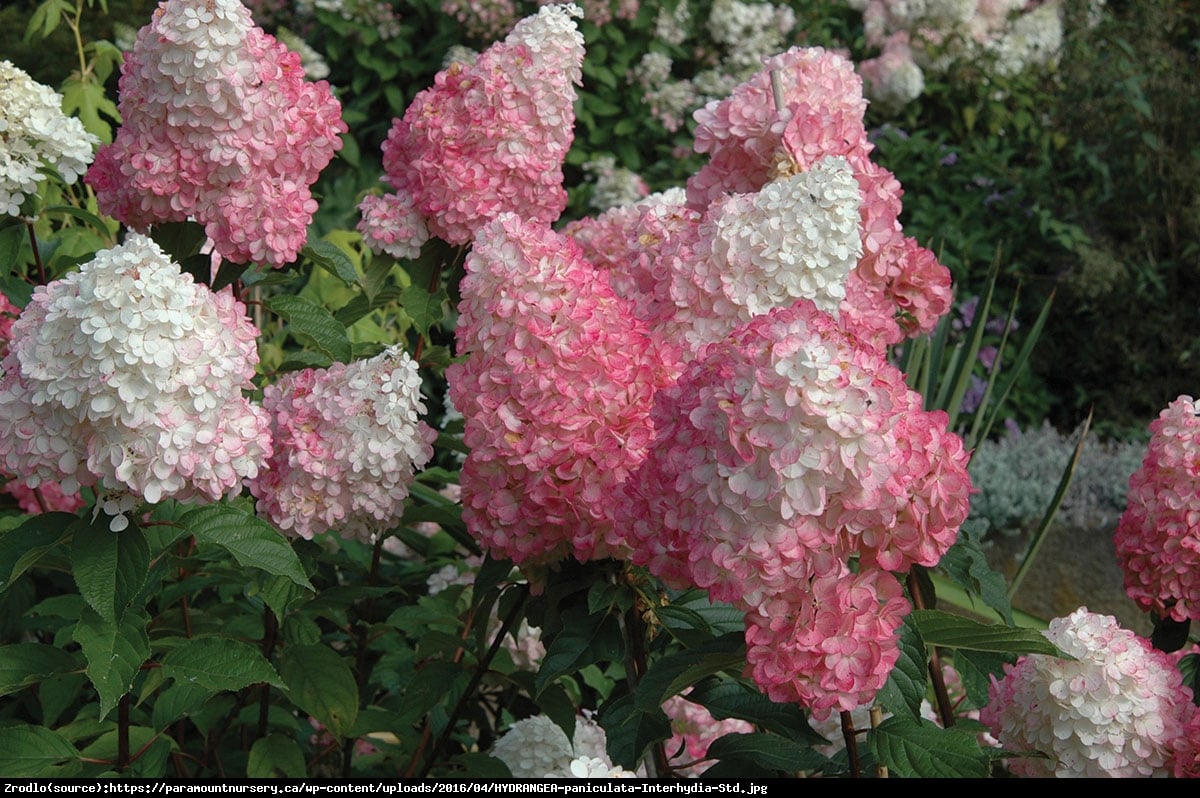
xmin=981 ymin=607 xmax=1196 ymax=777
xmin=358 ymin=4 xmax=584 ymax=252
xmin=1113 ymin=395 xmax=1200 ymax=623
xmin=0 ymin=233 xmax=271 ymax=528
xmin=250 ymin=345 xmax=436 ymax=543
xmin=447 ymin=213 xmax=673 ymax=570
xmin=87 ymin=0 xmax=346 ymax=267
xmin=616 ymin=301 xmax=971 ymax=717
xmin=662 ymin=693 xmax=754 ymax=776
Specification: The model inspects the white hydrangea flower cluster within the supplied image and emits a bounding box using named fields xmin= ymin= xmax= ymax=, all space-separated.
xmin=0 ymin=60 xmax=98 ymax=216
xmin=490 ymin=714 xmax=634 ymax=778
xmin=981 ymin=607 xmax=1195 ymax=777
xmin=250 ymin=345 xmax=437 ymax=543
xmin=984 ymin=1 xmax=1064 ymax=77
xmin=707 ymin=0 xmax=797 ymax=72
xmin=653 ymin=0 xmax=692 ymax=45
xmin=0 ymin=233 xmax=271 ymax=529
xmin=709 ymin=156 xmax=863 ymax=318
xmin=275 ymin=27 xmax=330 ymax=80
xmin=582 ymin=155 xmax=649 ymax=212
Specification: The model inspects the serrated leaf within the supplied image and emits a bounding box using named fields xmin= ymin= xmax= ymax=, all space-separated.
xmin=937 ymin=523 xmax=1014 ymax=625
xmin=400 ymin=284 xmax=446 ymax=339
xmin=535 ymin=607 xmax=624 ymax=694
xmin=161 ymin=637 xmax=283 ymax=693
xmin=911 ymin=610 xmax=1064 ymax=657
xmin=182 ymin=503 xmax=313 ymax=590
xmin=0 ymin=512 xmax=76 ymax=593
xmin=685 ymin=678 xmax=825 ymax=744
xmin=868 ymin=716 xmax=989 ymax=778
xmin=0 ymin=725 xmax=81 ymax=777
xmin=60 ymin=75 xmax=119 ymax=143
xmin=634 ymin=633 xmax=745 ymax=711
xmin=279 ymin=644 xmax=359 ymax=739
xmin=72 ymin=607 xmax=150 ymax=719
xmin=303 ymin=240 xmax=359 ymax=285
xmin=704 ymin=732 xmax=828 ymax=773
xmin=877 ymin=615 xmax=928 ymax=719
xmin=248 ymin=734 xmax=307 ymax=778
xmin=266 ymin=294 xmax=352 ymax=363
xmin=151 ymin=681 xmax=213 ymax=730
xmin=598 ymin=692 xmax=672 ymax=771
xmin=72 ymin=519 xmax=149 ymax=623
xmin=0 ymin=643 xmax=81 ymax=696
xmin=953 ymin=649 xmax=1013 ymax=710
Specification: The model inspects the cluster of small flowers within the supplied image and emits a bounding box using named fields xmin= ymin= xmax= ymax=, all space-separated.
xmin=441 ymin=0 xmax=519 ymax=40
xmin=1113 ymin=395 xmax=1200 ymax=623
xmin=582 ymin=155 xmax=650 ymax=212
xmin=490 ymin=714 xmax=636 ymax=777
xmin=850 ymin=0 xmax=1086 ymax=113
xmin=662 ymin=693 xmax=754 ymax=776
xmin=274 ymin=27 xmax=331 ymax=80
xmin=540 ymin=0 xmax=639 ymax=27
xmin=626 ymin=0 xmax=796 ymax=133
xmin=250 ymin=346 xmax=437 ymax=543
xmin=358 ymin=4 xmax=584 ymax=254
xmin=447 ymin=213 xmax=673 ymax=569
xmin=616 ymin=302 xmax=970 ymax=717
xmin=0 ymin=61 xmax=98 ymax=217
xmin=311 ymin=0 xmax=402 ymax=39
xmin=87 ymin=0 xmax=346 ymax=267
xmin=981 ymin=607 xmax=1196 ymax=777
xmin=0 ymin=234 xmax=271 ymax=529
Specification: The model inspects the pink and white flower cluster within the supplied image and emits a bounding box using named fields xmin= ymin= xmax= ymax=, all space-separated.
xmin=0 ymin=233 xmax=271 ymax=529
xmin=87 ymin=0 xmax=346 ymax=267
xmin=616 ymin=302 xmax=970 ymax=718
xmin=981 ymin=607 xmax=1196 ymax=777
xmin=1114 ymin=395 xmax=1200 ymax=623
xmin=447 ymin=213 xmax=673 ymax=569
xmin=663 ymin=693 xmax=754 ymax=776
xmin=250 ymin=346 xmax=437 ymax=542
xmin=358 ymin=3 xmax=584 ymax=255
xmin=490 ymin=714 xmax=636 ymax=778
xmin=0 ymin=60 xmax=98 ymax=217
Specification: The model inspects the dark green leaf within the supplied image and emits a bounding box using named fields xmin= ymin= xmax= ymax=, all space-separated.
xmin=910 ymin=610 xmax=1064 ymax=657
xmin=685 ymin=677 xmax=825 ymax=744
xmin=704 ymin=732 xmax=828 ymax=773
xmin=71 ymin=519 xmax=149 ymax=623
xmin=535 ymin=606 xmax=624 ymax=694
xmin=72 ymin=607 xmax=150 ymax=719
xmin=248 ymin=734 xmax=308 ymax=778
xmin=0 ymin=513 xmax=76 ymax=593
xmin=265 ymin=294 xmax=353 ymax=363
xmin=598 ymin=692 xmax=671 ymax=771
xmin=183 ymin=503 xmax=313 ymax=590
xmin=279 ymin=644 xmax=359 ymax=739
xmin=868 ymin=716 xmax=989 ymax=778
xmin=953 ymin=649 xmax=1013 ymax=711
xmin=0 ymin=643 xmax=81 ymax=696
xmin=0 ymin=725 xmax=81 ymax=777
xmin=937 ymin=522 xmax=1013 ymax=625
xmin=877 ymin=615 xmax=928 ymax=719
xmin=151 ymin=681 xmax=213 ymax=730
xmin=161 ymin=636 xmax=283 ymax=693
xmin=400 ymin=284 xmax=447 ymax=339
xmin=634 ymin=633 xmax=744 ymax=711
xmin=303 ymin=240 xmax=359 ymax=285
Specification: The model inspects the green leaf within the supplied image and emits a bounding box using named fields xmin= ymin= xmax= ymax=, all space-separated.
xmin=634 ymin=633 xmax=744 ymax=710
xmin=0 ymin=224 xmax=29 ymax=278
xmin=59 ymin=75 xmax=119 ymax=143
xmin=0 ymin=643 xmax=81 ymax=696
xmin=248 ymin=734 xmax=307 ymax=778
xmin=0 ymin=725 xmax=81 ymax=777
xmin=937 ymin=522 xmax=1014 ymax=625
xmin=183 ymin=503 xmax=313 ymax=590
xmin=0 ymin=512 xmax=76 ymax=593
xmin=265 ymin=294 xmax=353 ymax=363
xmin=868 ymin=716 xmax=989 ymax=778
xmin=952 ymin=649 xmax=1013 ymax=711
xmin=161 ymin=636 xmax=283 ymax=693
xmin=151 ymin=681 xmax=213 ymax=731
xmin=598 ymin=692 xmax=671 ymax=771
xmin=877 ymin=616 xmax=928 ymax=719
xmin=704 ymin=732 xmax=828 ymax=773
xmin=72 ymin=607 xmax=150 ymax=719
xmin=279 ymin=644 xmax=359 ymax=739
xmin=42 ymin=205 xmax=114 ymax=236
xmin=911 ymin=610 xmax=1064 ymax=657
xmin=535 ymin=606 xmax=624 ymax=694
xmin=72 ymin=519 xmax=149 ymax=623
xmin=400 ymin=284 xmax=447 ymax=339
xmin=303 ymin=240 xmax=359 ymax=285
xmin=685 ymin=678 xmax=824 ymax=744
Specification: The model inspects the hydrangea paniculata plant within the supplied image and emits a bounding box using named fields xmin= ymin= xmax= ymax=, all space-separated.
xmin=1114 ymin=395 xmax=1200 ymax=623
xmin=87 ymin=0 xmax=346 ymax=267
xmin=981 ymin=607 xmax=1195 ymax=777
xmin=358 ymin=4 xmax=584 ymax=251
xmin=0 ymin=233 xmax=271 ymax=529
xmin=250 ymin=345 xmax=437 ymax=543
